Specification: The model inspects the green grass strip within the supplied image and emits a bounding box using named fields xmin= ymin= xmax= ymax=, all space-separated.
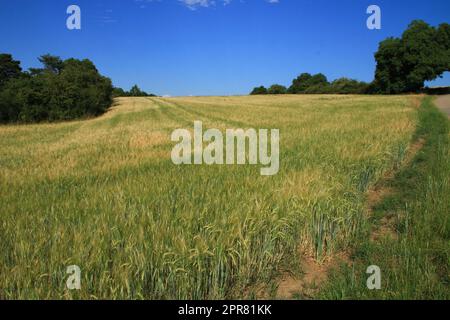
xmin=319 ymin=96 xmax=450 ymax=300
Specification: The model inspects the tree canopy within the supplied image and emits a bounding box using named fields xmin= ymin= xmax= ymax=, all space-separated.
xmin=267 ymin=84 xmax=287 ymax=95
xmin=373 ymin=20 xmax=450 ymax=93
xmin=39 ymin=54 xmax=64 ymax=74
xmin=0 ymin=54 xmax=113 ymax=123
xmin=251 ymin=73 xmax=368 ymax=95
xmin=329 ymin=78 xmax=369 ymax=94
xmin=0 ymin=54 xmax=22 ymax=88
xmin=112 ymin=84 xmax=156 ymax=97
xmin=250 ymin=86 xmax=268 ymax=95
xmin=288 ymin=73 xmax=312 ymax=93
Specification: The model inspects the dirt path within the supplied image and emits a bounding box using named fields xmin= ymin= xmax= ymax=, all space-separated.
xmin=435 ymin=95 xmax=450 ymax=118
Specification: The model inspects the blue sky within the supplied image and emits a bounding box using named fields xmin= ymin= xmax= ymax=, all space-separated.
xmin=0 ymin=0 xmax=449 ymax=96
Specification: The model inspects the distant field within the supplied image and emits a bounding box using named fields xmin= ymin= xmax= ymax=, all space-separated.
xmin=0 ymin=95 xmax=419 ymax=299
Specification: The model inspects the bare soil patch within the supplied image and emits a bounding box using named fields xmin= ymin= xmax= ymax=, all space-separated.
xmin=276 ymin=252 xmax=350 ymax=299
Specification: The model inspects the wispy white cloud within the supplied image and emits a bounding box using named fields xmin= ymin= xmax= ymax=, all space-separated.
xmin=134 ymin=0 xmax=162 ymax=9
xmin=180 ymin=0 xmax=280 ymax=9
xmin=181 ymin=0 xmax=213 ymax=10
xmin=135 ymin=0 xmax=280 ymax=10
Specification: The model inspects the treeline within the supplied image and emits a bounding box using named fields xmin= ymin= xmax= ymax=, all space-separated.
xmin=251 ymin=75 xmax=369 ymax=95
xmin=251 ymin=20 xmax=450 ymax=95
xmin=0 ymin=54 xmax=113 ymax=123
xmin=112 ymin=85 xmax=157 ymax=97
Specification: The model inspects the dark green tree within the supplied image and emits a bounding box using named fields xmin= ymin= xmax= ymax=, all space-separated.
xmin=250 ymin=86 xmax=268 ymax=95
xmin=303 ymin=74 xmax=330 ymax=93
xmin=0 ymin=55 xmax=113 ymax=123
xmin=288 ymin=73 xmax=329 ymax=94
xmin=55 ymin=58 xmax=113 ymax=119
xmin=38 ymin=54 xmax=64 ymax=74
xmin=374 ymin=20 xmax=450 ymax=93
xmin=129 ymin=84 xmax=149 ymax=97
xmin=0 ymin=53 xmax=22 ymax=87
xmin=267 ymin=84 xmax=287 ymax=95
xmin=329 ymin=78 xmax=369 ymax=94
xmin=288 ymin=73 xmax=312 ymax=93
xmin=112 ymin=87 xmax=127 ymax=97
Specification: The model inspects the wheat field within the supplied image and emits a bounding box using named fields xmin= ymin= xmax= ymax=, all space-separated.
xmin=0 ymin=95 xmax=419 ymax=299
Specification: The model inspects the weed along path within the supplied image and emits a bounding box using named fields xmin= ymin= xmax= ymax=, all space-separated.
xmin=435 ymin=95 xmax=450 ymax=118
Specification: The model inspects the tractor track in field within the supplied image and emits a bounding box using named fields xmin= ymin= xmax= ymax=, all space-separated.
xmin=158 ymin=98 xmax=253 ymax=128
xmin=147 ymin=97 xmax=194 ymax=126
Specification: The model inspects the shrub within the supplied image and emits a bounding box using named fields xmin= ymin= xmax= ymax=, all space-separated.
xmin=267 ymin=84 xmax=287 ymax=95
xmin=329 ymin=78 xmax=369 ymax=94
xmin=250 ymin=86 xmax=268 ymax=95
xmin=288 ymin=73 xmax=329 ymax=94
